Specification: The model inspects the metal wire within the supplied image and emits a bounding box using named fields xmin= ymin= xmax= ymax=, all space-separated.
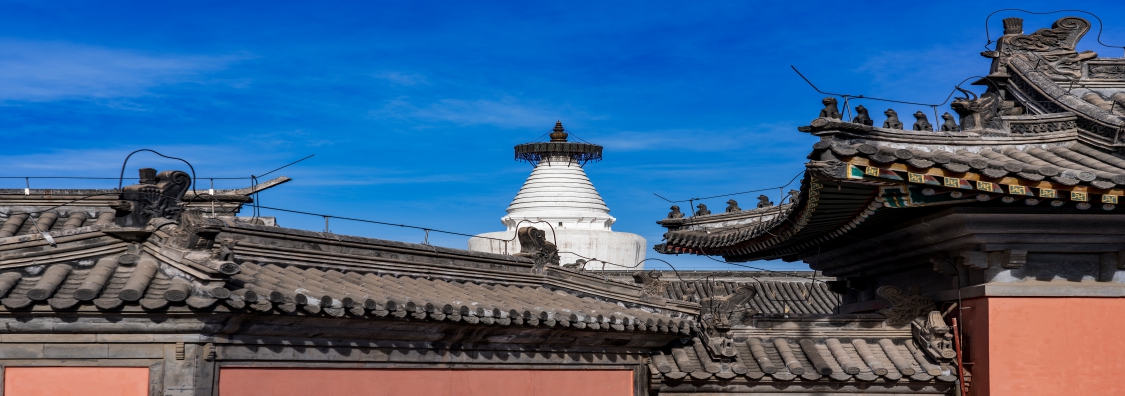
xmin=257 ymin=154 xmax=315 ymax=178
xmin=250 ymin=175 xmax=260 ymax=219
xmin=256 ymin=205 xmax=515 ymax=243
xmin=654 ymin=170 xmax=804 ymax=204
xmin=116 ymin=149 xmax=197 ymax=192
xmin=559 ymin=252 xmax=689 ymax=283
xmin=792 ymin=66 xmax=983 ymax=108
xmin=697 ymin=253 xmax=827 ymax=283
xmin=249 ymin=205 xmax=803 ymax=284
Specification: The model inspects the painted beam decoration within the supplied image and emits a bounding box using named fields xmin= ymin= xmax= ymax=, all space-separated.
xmin=849 ymin=163 xmax=1120 ymax=210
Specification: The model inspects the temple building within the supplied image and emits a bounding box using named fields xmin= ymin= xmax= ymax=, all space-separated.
xmin=655 ymin=16 xmax=1125 ymax=395
xmin=0 ymin=164 xmax=947 ymax=395
xmin=469 ymin=121 xmax=647 ymax=270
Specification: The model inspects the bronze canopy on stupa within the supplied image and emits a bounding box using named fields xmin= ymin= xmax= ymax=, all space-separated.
xmin=513 ymin=121 xmax=603 ymax=166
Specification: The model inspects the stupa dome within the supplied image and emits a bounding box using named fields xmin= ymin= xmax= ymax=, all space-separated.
xmin=468 ymin=121 xmax=645 ymax=270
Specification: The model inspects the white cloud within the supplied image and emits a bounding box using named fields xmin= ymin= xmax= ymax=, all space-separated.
xmin=371 ymin=96 xmax=595 ymax=129
xmin=0 ymin=39 xmax=244 ymax=101
xmin=241 ymin=129 xmax=339 ymax=149
xmin=372 ymin=71 xmax=428 ymax=86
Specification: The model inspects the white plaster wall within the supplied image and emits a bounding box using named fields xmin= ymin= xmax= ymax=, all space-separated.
xmin=469 ymin=228 xmax=646 ymax=271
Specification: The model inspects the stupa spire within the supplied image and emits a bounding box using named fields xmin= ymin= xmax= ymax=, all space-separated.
xmin=550 ymin=120 xmax=568 ymax=142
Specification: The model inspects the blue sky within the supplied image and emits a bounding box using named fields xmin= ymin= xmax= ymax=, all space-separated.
xmin=2 ymin=2 xmax=1124 ymax=271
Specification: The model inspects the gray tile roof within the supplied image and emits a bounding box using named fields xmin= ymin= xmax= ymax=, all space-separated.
xmin=661 ymin=280 xmax=840 ymax=315
xmin=0 ymin=252 xmax=694 ymax=336
xmin=814 ymin=141 xmax=1125 ymax=189
xmin=653 ymin=336 xmax=956 ymax=383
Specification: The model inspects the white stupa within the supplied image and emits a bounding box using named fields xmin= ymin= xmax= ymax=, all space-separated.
xmin=468 ymin=121 xmax=645 ymax=270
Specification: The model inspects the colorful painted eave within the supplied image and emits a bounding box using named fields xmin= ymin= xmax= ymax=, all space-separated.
xmin=847 ymin=160 xmax=1120 ymax=209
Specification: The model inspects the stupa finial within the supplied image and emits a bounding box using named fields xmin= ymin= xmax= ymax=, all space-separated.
xmin=550 ymin=120 xmax=568 ymax=142
xmin=513 ymin=121 xmax=602 ymax=166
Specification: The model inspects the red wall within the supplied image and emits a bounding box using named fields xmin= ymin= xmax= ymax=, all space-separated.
xmin=219 ymin=368 xmax=633 ymax=396
xmin=4 ymin=367 xmax=148 ymax=396
xmin=962 ymin=297 xmax=1125 ymax=395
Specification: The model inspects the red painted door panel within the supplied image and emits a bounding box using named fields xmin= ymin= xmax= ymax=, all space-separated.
xmin=4 ymin=367 xmax=149 ymax=396
xmin=220 ymin=368 xmax=632 ymax=396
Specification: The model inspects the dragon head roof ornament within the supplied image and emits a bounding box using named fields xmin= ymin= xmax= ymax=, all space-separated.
xmin=985 ymin=16 xmax=1097 ymax=79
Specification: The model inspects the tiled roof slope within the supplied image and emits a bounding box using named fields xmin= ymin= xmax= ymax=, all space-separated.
xmin=652 ymin=279 xmax=837 ymax=314
xmin=0 ymin=210 xmax=697 ymax=338
xmin=656 ymin=203 xmax=792 ymax=232
xmin=0 ymin=209 xmax=274 ymax=236
xmin=814 ymin=141 xmax=1125 ymax=189
xmin=657 ymin=177 xmax=882 ymax=260
xmin=0 ymin=209 xmax=116 ymax=237
xmin=0 ymin=253 xmax=694 ymax=335
xmin=0 ymin=208 xmax=274 ymax=238
xmin=651 ymin=336 xmax=956 ymax=385
xmin=600 ymin=271 xmax=841 ymax=314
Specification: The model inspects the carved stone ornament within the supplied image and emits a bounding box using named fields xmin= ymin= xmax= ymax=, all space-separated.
xmin=940 ymin=112 xmax=958 ymax=132
xmin=807 ymin=160 xmax=848 ymax=179
xmin=167 ymin=209 xmax=224 ymax=250
xmin=725 ymin=199 xmax=741 ymax=213
xmin=1009 ymin=119 xmax=1076 ymax=134
xmin=912 ymin=111 xmax=933 ymax=132
xmin=514 ymin=227 xmax=560 ymax=274
xmin=114 ymin=168 xmax=192 ymax=227
xmin=632 ymin=270 xmax=668 ymax=302
xmin=700 ymin=285 xmax=757 ymax=329
xmin=212 ymin=238 xmax=237 ymax=261
xmin=667 ymin=205 xmax=684 ymax=219
xmin=561 ymin=259 xmax=586 ymax=272
xmin=995 ymin=17 xmax=1097 ymax=79
xmin=1008 ymin=17 xmax=1089 ymax=52
xmin=755 ymin=195 xmax=773 ymax=209
xmin=166 ymin=209 xmax=241 ymax=275
xmin=876 ymin=285 xmax=936 ymax=326
xmin=819 ymin=97 xmax=841 ymax=119
xmin=912 ymin=310 xmax=956 ymax=361
xmin=1088 ymin=63 xmax=1125 ymax=80
xmin=695 ymin=204 xmax=711 ymax=216
xmin=883 ymin=109 xmax=903 ymax=129
xmin=951 ymin=88 xmax=1005 ymax=132
xmin=699 ymin=285 xmax=757 ymax=357
xmin=852 ymin=105 xmax=873 ymax=126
